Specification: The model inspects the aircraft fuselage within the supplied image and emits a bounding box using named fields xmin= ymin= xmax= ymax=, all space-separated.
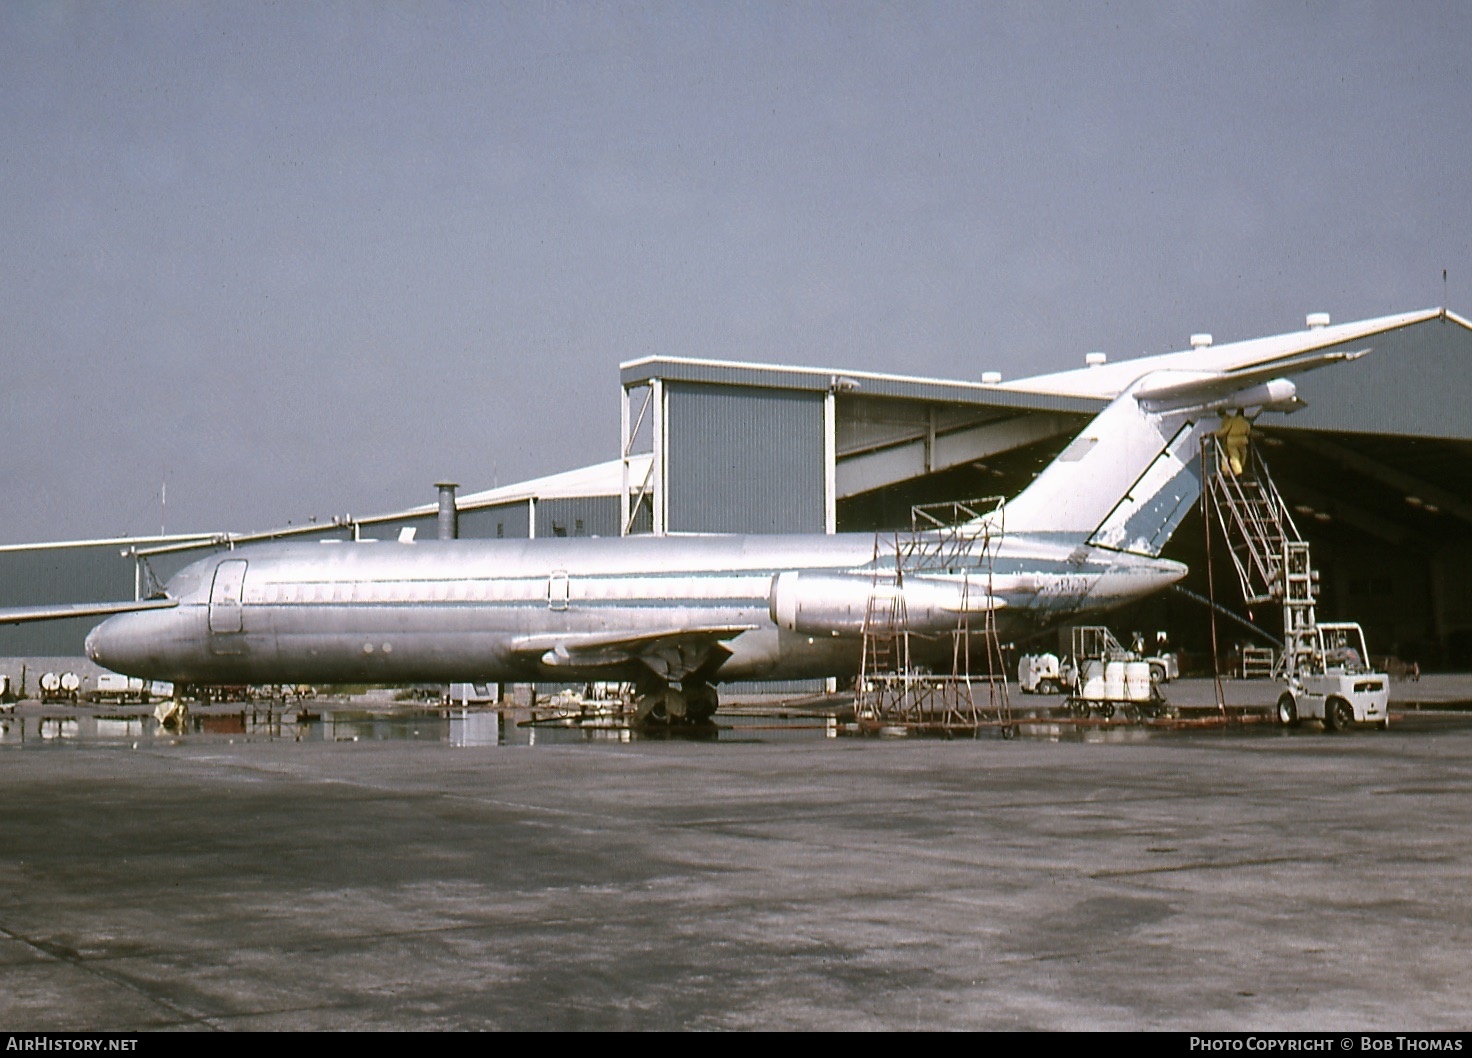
xmin=84 ymin=531 xmax=1185 ymax=687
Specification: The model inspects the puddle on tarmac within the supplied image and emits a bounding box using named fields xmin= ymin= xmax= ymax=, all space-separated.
xmin=0 ymin=705 xmax=841 ymax=748
xmin=6 ymin=703 xmax=1444 ymax=749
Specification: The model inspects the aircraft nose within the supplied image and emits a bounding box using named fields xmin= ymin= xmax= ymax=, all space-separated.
xmin=85 ymin=613 xmax=150 ymax=675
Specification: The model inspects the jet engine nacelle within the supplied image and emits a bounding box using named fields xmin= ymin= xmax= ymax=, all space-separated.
xmin=768 ymin=571 xmax=996 ymax=637
xmin=1216 ymin=378 xmax=1300 ymax=414
xmin=1138 ymin=377 xmax=1302 ymax=415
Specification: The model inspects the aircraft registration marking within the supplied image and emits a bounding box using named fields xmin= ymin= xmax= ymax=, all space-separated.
xmin=1036 ymin=574 xmax=1091 ymax=598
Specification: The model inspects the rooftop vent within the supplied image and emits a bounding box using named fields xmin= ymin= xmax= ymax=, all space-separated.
xmin=981 ymin=371 xmax=1002 ymax=384
xmin=1084 ymin=352 xmax=1107 ymax=368
xmin=1306 ymin=312 xmax=1331 ymax=329
xmin=435 ymin=481 xmax=459 ymax=540
xmin=1190 ymin=333 xmax=1213 ymax=349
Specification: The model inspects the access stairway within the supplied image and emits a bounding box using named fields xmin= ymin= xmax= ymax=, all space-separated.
xmin=1204 ymin=431 xmax=1391 ymax=729
xmin=1200 ymin=433 xmax=1318 ymax=680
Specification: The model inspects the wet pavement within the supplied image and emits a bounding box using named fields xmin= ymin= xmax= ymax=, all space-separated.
xmin=2 ymin=680 xmax=1471 ymax=1030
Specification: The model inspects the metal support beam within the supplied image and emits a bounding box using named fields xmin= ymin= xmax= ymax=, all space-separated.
xmin=823 ymin=392 xmax=837 ymax=534
xmin=652 ymin=378 xmax=666 ymax=536
xmin=836 ymin=413 xmax=1076 ymax=498
xmin=620 ymin=381 xmax=659 ymax=536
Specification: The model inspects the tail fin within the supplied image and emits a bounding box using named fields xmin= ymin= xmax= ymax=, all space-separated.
xmin=1001 ymin=351 xmax=1364 ymax=556
xmin=1002 ymin=373 xmax=1212 ymax=555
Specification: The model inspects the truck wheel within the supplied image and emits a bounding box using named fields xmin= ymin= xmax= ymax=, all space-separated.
xmin=1276 ymin=694 xmax=1299 ymax=727
xmin=1149 ymin=662 xmax=1166 ymax=684
xmin=1326 ymin=697 xmax=1355 ymax=732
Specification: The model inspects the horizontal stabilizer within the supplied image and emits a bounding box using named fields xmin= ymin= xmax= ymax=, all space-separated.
xmin=1004 ymin=346 xmax=1374 ymax=551
xmin=0 ymin=597 xmax=178 ymax=626
xmin=1132 ymin=349 xmax=1368 ymax=412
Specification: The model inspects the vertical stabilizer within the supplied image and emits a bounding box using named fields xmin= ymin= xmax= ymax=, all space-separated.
xmin=1002 ymin=372 xmax=1224 ymax=556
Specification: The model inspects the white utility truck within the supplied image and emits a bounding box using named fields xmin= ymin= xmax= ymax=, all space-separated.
xmin=93 ymin=673 xmax=173 ymax=704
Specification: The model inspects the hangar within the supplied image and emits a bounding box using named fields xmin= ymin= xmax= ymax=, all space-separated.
xmin=4 ymin=307 xmax=1471 ymax=678
xmin=617 ymin=307 xmax=1472 ymax=668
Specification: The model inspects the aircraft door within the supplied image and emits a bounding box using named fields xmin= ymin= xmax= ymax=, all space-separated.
xmin=209 ymin=559 xmax=248 ymax=634
xmin=547 ymin=570 xmax=569 ymax=611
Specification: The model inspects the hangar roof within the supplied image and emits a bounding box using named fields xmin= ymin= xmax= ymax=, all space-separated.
xmin=382 ymin=454 xmax=652 ymax=520
xmin=622 ymin=309 xmax=1469 ymax=423
xmin=620 ymin=354 xmax=1104 ymax=415
xmin=995 ymin=308 xmax=1459 ymax=400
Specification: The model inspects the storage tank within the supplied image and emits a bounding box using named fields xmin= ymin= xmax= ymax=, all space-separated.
xmin=1125 ymin=660 xmax=1152 ymax=702
xmin=1080 ymin=659 xmax=1106 ymax=701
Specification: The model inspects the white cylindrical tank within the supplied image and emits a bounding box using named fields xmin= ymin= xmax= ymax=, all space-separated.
xmin=40 ymin=672 xmax=61 ymax=694
xmin=1125 ymin=661 xmax=1151 ymax=702
xmin=1104 ymin=660 xmax=1127 ymax=702
xmin=1080 ymin=660 xmax=1106 ymax=701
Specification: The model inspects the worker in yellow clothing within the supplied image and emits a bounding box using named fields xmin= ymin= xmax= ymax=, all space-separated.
xmin=1218 ymin=410 xmax=1251 ymax=475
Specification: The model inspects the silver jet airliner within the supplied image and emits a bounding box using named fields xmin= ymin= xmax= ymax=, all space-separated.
xmin=12 ymin=352 xmax=1359 ymax=723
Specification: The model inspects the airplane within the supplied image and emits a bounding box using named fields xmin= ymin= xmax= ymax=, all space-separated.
xmin=3 ymin=348 xmax=1364 ymax=724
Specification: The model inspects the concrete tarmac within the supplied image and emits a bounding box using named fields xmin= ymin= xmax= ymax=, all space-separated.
xmin=2 ymin=704 xmax=1471 ymax=1031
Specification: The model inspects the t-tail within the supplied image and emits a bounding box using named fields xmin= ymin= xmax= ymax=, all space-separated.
xmin=1000 ymin=349 xmax=1369 ymax=557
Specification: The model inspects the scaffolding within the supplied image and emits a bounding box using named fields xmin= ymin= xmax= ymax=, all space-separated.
xmin=854 ymin=498 xmax=1014 ymax=735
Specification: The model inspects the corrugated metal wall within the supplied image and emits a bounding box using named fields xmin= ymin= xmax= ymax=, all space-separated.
xmin=356 ymin=513 xmax=438 ymax=541
xmin=665 ymin=383 xmax=826 ymax=533
xmin=534 ymin=497 xmax=618 ymax=538
xmin=460 ymin=502 xmax=529 ymax=539
xmin=372 ymin=498 xmax=620 ymax=540
xmin=1287 ymin=316 xmax=1472 ymax=438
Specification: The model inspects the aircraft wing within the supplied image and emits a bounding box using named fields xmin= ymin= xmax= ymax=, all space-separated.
xmin=0 ymin=597 xmax=178 ymax=626
xmin=1132 ymin=348 xmax=1369 ymax=413
xmin=511 ymin=624 xmax=757 ymax=683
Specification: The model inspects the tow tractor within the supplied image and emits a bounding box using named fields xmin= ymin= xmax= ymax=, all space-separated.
xmin=1275 ymin=621 xmax=1389 ymax=731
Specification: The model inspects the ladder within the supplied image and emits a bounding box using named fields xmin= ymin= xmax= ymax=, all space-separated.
xmin=1201 ymin=433 xmax=1316 ymax=681
xmin=1201 ymin=434 xmax=1301 ymax=605
xmin=857 ymin=532 xmax=907 ymax=712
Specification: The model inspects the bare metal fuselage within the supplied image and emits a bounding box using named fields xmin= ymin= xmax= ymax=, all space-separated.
xmin=84 ymin=531 xmax=1184 ymax=687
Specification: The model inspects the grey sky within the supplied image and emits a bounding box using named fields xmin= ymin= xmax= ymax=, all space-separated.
xmin=3 ymin=1 xmax=1468 ymax=544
